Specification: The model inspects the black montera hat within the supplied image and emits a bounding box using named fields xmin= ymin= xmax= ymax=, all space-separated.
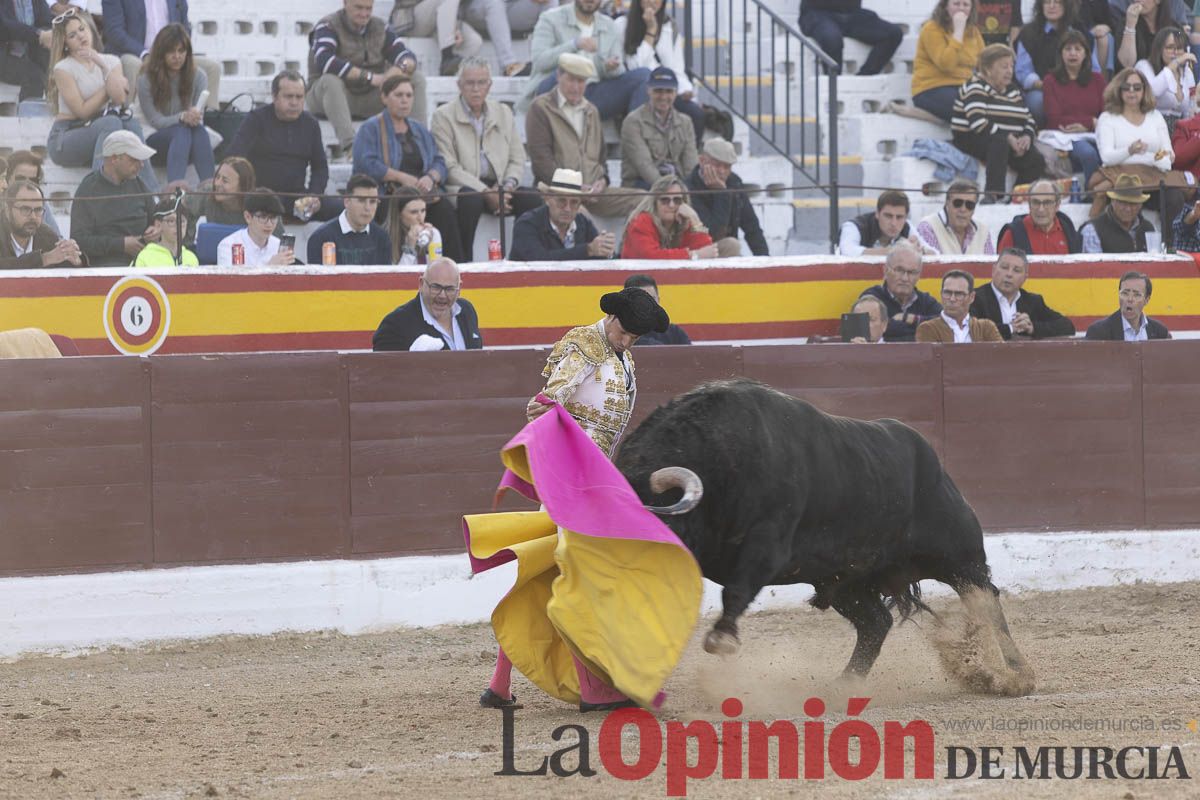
xmin=599 ymin=287 xmax=670 ymax=336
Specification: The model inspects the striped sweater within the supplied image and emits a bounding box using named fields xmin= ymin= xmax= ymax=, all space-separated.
xmin=950 ymin=75 xmax=1036 ymax=139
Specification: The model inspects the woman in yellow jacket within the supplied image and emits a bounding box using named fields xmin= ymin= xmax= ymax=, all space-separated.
xmin=913 ymin=0 xmax=986 ymax=121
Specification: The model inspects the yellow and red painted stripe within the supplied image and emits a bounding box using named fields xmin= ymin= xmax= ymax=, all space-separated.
xmin=2 ymin=256 xmax=1198 ymax=355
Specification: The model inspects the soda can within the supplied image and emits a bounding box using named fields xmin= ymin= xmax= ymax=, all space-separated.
xmin=488 ymin=238 xmax=502 ymax=261
xmin=427 ymin=240 xmax=442 ymax=263
xmin=231 ymin=243 xmax=245 ymax=266
xmin=1070 ymin=177 xmax=1081 ymax=204
xmin=322 ymin=241 xmax=337 ymax=266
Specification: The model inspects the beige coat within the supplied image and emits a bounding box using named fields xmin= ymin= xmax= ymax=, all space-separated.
xmin=619 ymin=104 xmax=698 ymax=187
xmin=525 ymin=91 xmax=608 ymax=188
xmin=430 ymin=97 xmax=526 ymax=193
xmin=915 ymin=316 xmax=1004 ymax=343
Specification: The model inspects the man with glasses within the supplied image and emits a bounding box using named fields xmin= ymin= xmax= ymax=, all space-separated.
xmin=970 ymin=248 xmax=1076 ymax=339
xmin=916 ymin=178 xmax=996 ymax=255
xmin=508 ymin=167 xmax=615 ymax=260
xmin=0 ymin=179 xmax=84 ymax=268
xmin=1085 ymin=270 xmax=1172 ymax=340
xmin=997 ymin=179 xmax=1082 ymax=254
xmin=857 ymin=240 xmax=943 ymax=342
xmin=372 ymin=257 xmax=483 ymax=350
xmin=916 ymin=269 xmax=1004 ymax=342
xmin=431 ymin=57 xmax=540 ymax=261
xmin=306 ymin=174 xmax=392 ymax=265
xmin=70 ymin=130 xmax=159 ymax=267
xmin=216 ymin=190 xmax=294 ymax=266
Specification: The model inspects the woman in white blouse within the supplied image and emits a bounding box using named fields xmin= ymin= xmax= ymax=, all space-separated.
xmin=613 ymin=0 xmax=705 ymax=145
xmin=1134 ymin=26 xmax=1196 ymax=131
xmin=1092 ymin=67 xmax=1183 ymax=221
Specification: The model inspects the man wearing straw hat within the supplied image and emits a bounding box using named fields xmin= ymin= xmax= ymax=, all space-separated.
xmin=1080 ymin=174 xmax=1157 ymax=254
xmin=508 ymin=167 xmax=617 ymax=260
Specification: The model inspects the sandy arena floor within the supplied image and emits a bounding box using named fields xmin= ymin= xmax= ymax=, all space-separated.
xmin=2 ymin=581 xmax=1199 ymax=799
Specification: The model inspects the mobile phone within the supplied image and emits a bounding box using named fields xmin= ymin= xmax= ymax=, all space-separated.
xmin=279 ymin=234 xmax=296 ymax=251
xmin=839 ymin=312 xmax=870 ymax=343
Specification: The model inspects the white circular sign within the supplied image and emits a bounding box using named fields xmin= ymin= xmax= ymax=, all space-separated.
xmin=121 ymin=296 xmax=154 ymax=337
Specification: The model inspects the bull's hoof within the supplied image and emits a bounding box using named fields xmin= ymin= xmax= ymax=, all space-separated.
xmin=703 ymin=629 xmax=740 ymax=655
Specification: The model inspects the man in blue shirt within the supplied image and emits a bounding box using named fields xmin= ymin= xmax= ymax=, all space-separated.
xmin=306 ymin=174 xmax=392 ymax=265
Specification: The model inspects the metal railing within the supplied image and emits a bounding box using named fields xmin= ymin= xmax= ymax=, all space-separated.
xmin=681 ymin=0 xmax=841 ymax=251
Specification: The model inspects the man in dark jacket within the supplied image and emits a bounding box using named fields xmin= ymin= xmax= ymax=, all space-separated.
xmin=997 ymin=180 xmax=1082 ymax=254
xmin=1085 ymin=270 xmax=1171 ymax=340
xmin=0 ymin=180 xmax=84 ymax=268
xmin=1080 ymin=175 xmax=1156 ymax=254
xmin=624 ymin=273 xmax=691 ymax=345
xmin=0 ymin=0 xmax=53 ymax=101
xmin=685 ymin=138 xmax=768 ymax=256
xmin=838 ymin=189 xmax=918 ymax=256
xmin=858 ymin=240 xmax=942 ymax=341
xmin=373 ymin=258 xmax=483 ymax=351
xmin=508 ymin=168 xmax=615 ymax=261
xmin=970 ymin=248 xmax=1075 ymax=339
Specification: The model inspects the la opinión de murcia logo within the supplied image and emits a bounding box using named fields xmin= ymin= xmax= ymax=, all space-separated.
xmin=492 ymin=697 xmax=1193 ymax=796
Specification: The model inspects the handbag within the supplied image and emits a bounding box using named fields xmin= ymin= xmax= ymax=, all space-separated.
xmin=203 ymin=93 xmax=257 ymax=160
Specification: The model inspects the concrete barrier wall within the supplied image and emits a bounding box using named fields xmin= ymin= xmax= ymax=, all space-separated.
xmin=3 ymin=340 xmax=1199 ymax=577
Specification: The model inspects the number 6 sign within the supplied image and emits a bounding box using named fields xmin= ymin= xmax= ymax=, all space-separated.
xmin=102 ymin=275 xmax=172 ymax=355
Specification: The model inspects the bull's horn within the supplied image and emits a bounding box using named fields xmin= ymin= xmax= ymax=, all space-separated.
xmin=645 ymin=467 xmax=703 ymax=515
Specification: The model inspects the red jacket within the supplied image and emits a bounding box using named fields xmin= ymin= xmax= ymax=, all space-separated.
xmin=1171 ymin=115 xmax=1200 ymax=179
xmin=620 ymin=212 xmax=713 ymax=259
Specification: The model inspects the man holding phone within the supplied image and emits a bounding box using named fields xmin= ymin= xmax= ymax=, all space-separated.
xmin=215 ymin=190 xmax=294 ymax=266
xmin=842 ymin=295 xmax=888 ymax=343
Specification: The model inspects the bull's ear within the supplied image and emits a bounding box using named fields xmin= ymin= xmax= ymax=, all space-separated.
xmin=644 ymin=467 xmax=702 ymax=515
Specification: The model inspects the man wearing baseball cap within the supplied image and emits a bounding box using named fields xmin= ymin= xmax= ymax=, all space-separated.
xmin=619 ymin=67 xmax=698 ymax=189
xmin=70 ymin=130 xmax=160 ymax=266
xmin=685 ymin=137 xmax=769 ymax=256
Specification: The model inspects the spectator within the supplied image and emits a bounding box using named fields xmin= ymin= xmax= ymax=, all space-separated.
xmin=461 ymin=0 xmax=530 ymax=77
xmin=216 ymin=189 xmax=294 ymax=266
xmin=614 ymin=0 xmax=705 ymax=143
xmin=916 ymin=178 xmax=996 ymax=254
xmin=798 ymin=0 xmax=903 ymax=76
xmin=838 ymin=189 xmax=921 ymax=256
xmin=520 ymin=0 xmax=650 ymax=120
xmin=387 ymin=186 xmax=442 ymax=264
xmin=136 ymin=24 xmax=213 ymax=191
xmin=101 ymin=0 xmax=220 ymax=111
xmin=1043 ymin=29 xmax=1105 ymax=184
xmin=1171 ymin=98 xmax=1200 ymax=177
xmin=859 ymin=241 xmax=944 ymax=342
xmin=1016 ymin=0 xmax=1099 ymax=124
xmin=1135 ymin=26 xmax=1195 ymax=127
xmin=620 ymin=175 xmax=725 ymax=259
xmin=848 ymin=294 xmax=889 ymax=343
xmin=970 ymin=248 xmax=1077 ymax=338
xmin=997 ymin=178 xmax=1084 ymax=252
xmin=183 ymin=156 xmax=281 ymax=245
xmin=0 ymin=179 xmax=84 ymax=268
xmin=684 ymin=137 xmax=768 ymax=256
xmin=526 ymin=53 xmax=639 ymax=217
xmin=354 ymin=73 xmax=463 ymax=261
xmin=508 ymin=167 xmax=616 ymax=260
xmin=1081 ymin=172 xmax=1157 ymax=250
xmin=388 ymin=0 xmax=480 ymax=77
xmin=913 ymin=0 xmax=986 ymax=121
xmin=306 ymin=174 xmax=392 ymax=265
xmin=134 ymin=194 xmax=198 ymax=266
xmin=227 ymin=70 xmax=336 ymax=223
xmin=46 ymin=9 xmax=159 ymax=190
xmin=372 ymin=257 xmax=483 ymax=350
xmin=1091 ymin=67 xmax=1181 ymax=222
xmin=431 ymin=57 xmax=540 ymax=261
xmin=308 ymin=0 xmax=425 ymax=157
xmin=5 ymin=149 xmax=63 ymax=235
xmin=977 ymin=0 xmax=1023 ymax=44
xmin=619 ymin=67 xmax=697 ymax=189
xmin=623 ymin=273 xmax=690 ymax=345
xmin=951 ymin=44 xmax=1046 ymax=203
xmin=0 ymin=0 xmax=53 ymax=101
xmin=70 ymin=130 xmax=158 ymax=266
xmin=1084 ymin=268 xmax=1171 ymax=338
xmin=916 ymin=269 xmax=1004 ymax=342
xmin=1116 ymin=0 xmax=1190 ymax=69
xmin=1169 ymin=192 xmax=1200 ymax=248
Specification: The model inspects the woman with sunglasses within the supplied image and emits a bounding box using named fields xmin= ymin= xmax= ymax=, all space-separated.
xmin=1091 ymin=67 xmax=1183 ymax=220
xmin=619 ymin=174 xmax=719 ymax=259
xmin=136 ymin=24 xmax=214 ymax=191
xmin=44 ymin=8 xmax=158 ymax=190
xmin=1044 ymin=29 xmax=1106 ymax=185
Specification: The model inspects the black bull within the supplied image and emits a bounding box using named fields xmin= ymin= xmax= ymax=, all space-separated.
xmin=616 ymin=379 xmax=1035 ymax=695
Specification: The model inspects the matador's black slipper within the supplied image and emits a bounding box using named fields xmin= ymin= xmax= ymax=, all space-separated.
xmin=479 ymin=688 xmax=522 ymax=709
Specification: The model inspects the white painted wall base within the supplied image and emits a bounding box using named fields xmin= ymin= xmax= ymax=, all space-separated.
xmin=3 ymin=530 xmax=1198 ymax=660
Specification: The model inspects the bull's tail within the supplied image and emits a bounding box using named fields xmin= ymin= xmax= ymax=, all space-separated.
xmin=885 ymin=581 xmax=938 ymax=624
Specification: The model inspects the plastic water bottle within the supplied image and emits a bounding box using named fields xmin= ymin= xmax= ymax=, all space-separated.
xmin=1070 ymin=177 xmax=1081 ymax=204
